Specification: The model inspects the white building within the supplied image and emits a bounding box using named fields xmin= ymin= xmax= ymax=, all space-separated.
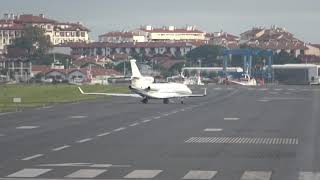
xmin=99 ymin=31 xmax=146 ymax=43
xmin=272 ymin=64 xmax=320 ymax=85
xmin=0 ymin=13 xmax=90 ymax=52
xmin=135 ymin=25 xmax=206 ymax=41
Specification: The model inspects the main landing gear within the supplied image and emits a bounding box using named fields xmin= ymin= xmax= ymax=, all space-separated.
xmin=141 ymin=98 xmax=148 ymax=104
xmin=163 ymin=98 xmax=169 ymax=104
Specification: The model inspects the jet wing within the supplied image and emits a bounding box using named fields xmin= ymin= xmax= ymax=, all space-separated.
xmin=179 ymin=88 xmax=207 ymax=97
xmin=78 ymin=87 xmax=142 ymax=98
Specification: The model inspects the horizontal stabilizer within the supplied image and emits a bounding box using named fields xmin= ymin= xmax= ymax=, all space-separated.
xmin=78 ymin=87 xmax=141 ymax=98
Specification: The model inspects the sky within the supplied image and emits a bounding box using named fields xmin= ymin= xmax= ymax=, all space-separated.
xmin=1 ymin=0 xmax=320 ymax=43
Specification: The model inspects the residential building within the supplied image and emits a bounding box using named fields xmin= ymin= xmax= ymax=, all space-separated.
xmin=0 ymin=19 xmax=23 ymax=53
xmin=99 ymin=31 xmax=146 ymax=43
xmin=305 ymin=44 xmax=320 ymax=57
xmin=206 ymin=31 xmax=240 ymax=48
xmin=240 ymin=26 xmax=307 ymax=57
xmin=0 ymin=57 xmax=32 ymax=82
xmin=135 ymin=25 xmax=206 ymax=41
xmin=0 ymin=13 xmax=90 ymax=52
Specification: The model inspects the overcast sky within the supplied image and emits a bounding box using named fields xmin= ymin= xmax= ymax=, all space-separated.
xmin=1 ymin=0 xmax=319 ymax=42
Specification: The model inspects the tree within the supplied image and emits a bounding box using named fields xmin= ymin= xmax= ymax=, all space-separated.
xmin=186 ymin=45 xmax=224 ymax=66
xmin=114 ymin=61 xmax=131 ymax=76
xmin=10 ymin=26 xmax=52 ymax=57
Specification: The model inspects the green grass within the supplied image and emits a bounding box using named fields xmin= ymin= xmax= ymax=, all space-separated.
xmin=0 ymin=84 xmax=129 ymax=112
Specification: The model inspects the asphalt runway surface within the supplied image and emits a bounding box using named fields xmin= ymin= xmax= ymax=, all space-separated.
xmin=1 ymin=85 xmax=320 ymax=180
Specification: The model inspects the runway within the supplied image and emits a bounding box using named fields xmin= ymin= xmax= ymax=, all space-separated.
xmin=0 ymin=85 xmax=320 ymax=180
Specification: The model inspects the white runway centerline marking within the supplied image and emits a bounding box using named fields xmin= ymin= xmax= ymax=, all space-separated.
xmin=52 ymin=145 xmax=70 ymax=151
xmin=16 ymin=126 xmax=39 ymax=129
xmin=69 ymin=115 xmax=88 ymax=119
xmin=21 ymin=154 xmax=43 ymax=161
xmin=153 ymin=116 xmax=161 ymax=119
xmin=258 ymin=99 xmax=270 ymax=102
xmin=240 ymin=171 xmax=272 ymax=180
xmin=90 ymin=164 xmax=112 ymax=168
xmin=142 ymin=119 xmax=151 ymax=123
xmin=129 ymin=122 xmax=139 ymax=127
xmin=224 ymin=117 xmax=239 ymax=121
xmin=76 ymin=138 xmax=92 ymax=143
xmin=183 ymin=170 xmax=217 ymax=179
xmin=7 ymin=168 xmax=52 ymax=178
xmin=204 ymin=128 xmax=223 ymax=132
xmin=97 ymin=132 xmax=111 ymax=137
xmin=65 ymin=169 xmax=107 ymax=178
xmin=113 ymin=127 xmax=126 ymax=132
xmin=124 ymin=170 xmax=162 ymax=179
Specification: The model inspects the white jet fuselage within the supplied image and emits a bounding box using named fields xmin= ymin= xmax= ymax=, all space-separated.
xmin=131 ymin=80 xmax=192 ymax=99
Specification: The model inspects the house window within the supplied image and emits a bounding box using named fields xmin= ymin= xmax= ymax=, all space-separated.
xmin=80 ymin=32 xmax=85 ymax=37
xmin=318 ymin=68 xmax=320 ymax=76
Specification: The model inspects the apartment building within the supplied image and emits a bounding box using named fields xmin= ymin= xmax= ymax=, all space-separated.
xmin=99 ymin=31 xmax=146 ymax=43
xmin=135 ymin=25 xmax=206 ymax=41
xmin=0 ymin=13 xmax=90 ymax=53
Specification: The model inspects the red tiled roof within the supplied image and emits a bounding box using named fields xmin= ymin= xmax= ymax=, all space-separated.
xmin=32 ymin=65 xmax=51 ymax=73
xmin=15 ymin=14 xmax=56 ymax=24
xmin=99 ymin=31 xmax=139 ymax=38
xmin=139 ymin=28 xmax=204 ymax=34
xmin=68 ymin=42 xmax=193 ymax=49
xmin=311 ymin=44 xmax=320 ymax=49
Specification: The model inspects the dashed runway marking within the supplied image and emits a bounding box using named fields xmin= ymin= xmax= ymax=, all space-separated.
xmin=52 ymin=145 xmax=70 ymax=151
xmin=76 ymin=138 xmax=92 ymax=143
xmin=21 ymin=154 xmax=43 ymax=161
xmin=182 ymin=170 xmax=217 ymax=179
xmin=129 ymin=123 xmax=139 ymax=127
xmin=113 ymin=127 xmax=126 ymax=132
xmin=240 ymin=171 xmax=272 ymax=180
xmin=16 ymin=126 xmax=39 ymax=129
xmin=185 ymin=137 xmax=298 ymax=145
xmin=299 ymin=172 xmax=320 ymax=180
xmin=65 ymin=169 xmax=107 ymax=178
xmin=124 ymin=170 xmax=162 ymax=179
xmin=204 ymin=128 xmax=223 ymax=132
xmin=7 ymin=168 xmax=52 ymax=178
xmin=142 ymin=119 xmax=151 ymax=123
xmin=224 ymin=117 xmax=239 ymax=121
xmin=97 ymin=132 xmax=111 ymax=137
xmin=258 ymin=99 xmax=270 ymax=102
xmin=153 ymin=116 xmax=161 ymax=119
xmin=69 ymin=115 xmax=87 ymax=119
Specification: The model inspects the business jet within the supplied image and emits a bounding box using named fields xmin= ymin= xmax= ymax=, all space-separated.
xmin=78 ymin=59 xmax=206 ymax=104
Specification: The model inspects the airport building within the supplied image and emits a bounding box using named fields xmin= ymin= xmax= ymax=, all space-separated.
xmin=272 ymin=64 xmax=320 ymax=85
xmin=68 ymin=41 xmax=203 ymax=57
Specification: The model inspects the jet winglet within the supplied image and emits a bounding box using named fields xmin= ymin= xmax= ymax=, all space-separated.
xmin=78 ymin=87 xmax=85 ymax=94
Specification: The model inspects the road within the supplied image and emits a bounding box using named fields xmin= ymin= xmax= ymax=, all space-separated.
xmin=0 ymin=85 xmax=320 ymax=180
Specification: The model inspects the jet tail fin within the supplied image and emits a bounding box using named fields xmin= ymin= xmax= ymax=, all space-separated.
xmin=130 ymin=59 xmax=142 ymax=78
